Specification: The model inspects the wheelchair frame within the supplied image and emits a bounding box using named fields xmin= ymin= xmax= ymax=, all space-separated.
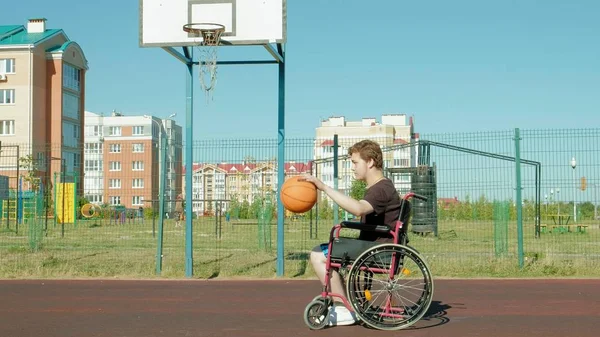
xmin=303 ymin=192 xmax=435 ymax=330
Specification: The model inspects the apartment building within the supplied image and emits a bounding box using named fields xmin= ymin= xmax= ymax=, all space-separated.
xmin=0 ymin=18 xmax=87 ymax=189
xmin=83 ymin=111 xmax=182 ymax=211
xmin=315 ymin=114 xmax=416 ymax=195
xmin=182 ymin=161 xmax=310 ymax=216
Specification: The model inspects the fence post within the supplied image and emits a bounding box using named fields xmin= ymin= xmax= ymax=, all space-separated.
xmin=333 ymin=135 xmax=339 ymax=227
xmin=514 ymin=128 xmax=524 ymax=268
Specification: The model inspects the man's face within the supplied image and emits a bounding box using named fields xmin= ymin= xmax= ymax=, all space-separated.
xmin=350 ymin=152 xmax=370 ymax=180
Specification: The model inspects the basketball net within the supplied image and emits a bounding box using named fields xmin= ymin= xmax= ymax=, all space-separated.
xmin=184 ymin=24 xmax=224 ymax=103
xmin=195 ymin=43 xmax=219 ymax=103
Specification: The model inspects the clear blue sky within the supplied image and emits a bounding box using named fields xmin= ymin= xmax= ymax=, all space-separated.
xmin=11 ymin=0 xmax=600 ymax=139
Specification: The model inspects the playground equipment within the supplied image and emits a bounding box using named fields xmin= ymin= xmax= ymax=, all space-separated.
xmin=81 ymin=203 xmax=98 ymax=218
xmin=54 ymin=173 xmax=77 ymax=225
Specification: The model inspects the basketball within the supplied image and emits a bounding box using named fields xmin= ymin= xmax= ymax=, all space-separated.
xmin=280 ymin=176 xmax=317 ymax=213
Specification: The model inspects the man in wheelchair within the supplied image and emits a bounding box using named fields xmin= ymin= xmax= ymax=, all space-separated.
xmin=302 ymin=139 xmax=405 ymax=326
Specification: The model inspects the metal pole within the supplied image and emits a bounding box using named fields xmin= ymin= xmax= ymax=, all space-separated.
xmin=276 ymin=45 xmax=286 ymax=277
xmin=594 ymin=185 xmax=598 ymax=220
xmin=61 ymin=160 xmax=65 ymax=238
xmin=572 ymin=164 xmax=576 ymax=223
xmin=156 ymin=121 xmax=167 ymax=275
xmin=514 ymin=128 xmax=524 ymax=268
xmin=16 ymin=146 xmax=20 ymax=232
xmin=333 ymin=134 xmax=339 ymax=226
xmin=44 ymin=158 xmax=49 ymax=236
xmin=309 ymin=161 xmax=313 ymax=239
xmin=185 ymin=55 xmax=194 ymax=278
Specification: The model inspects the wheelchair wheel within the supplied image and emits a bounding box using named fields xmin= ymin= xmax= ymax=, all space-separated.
xmin=303 ymin=298 xmax=330 ymax=330
xmin=345 ymin=243 xmax=434 ymax=330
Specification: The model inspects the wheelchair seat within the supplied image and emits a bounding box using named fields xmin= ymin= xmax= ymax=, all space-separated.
xmin=327 ymin=199 xmax=412 ymax=263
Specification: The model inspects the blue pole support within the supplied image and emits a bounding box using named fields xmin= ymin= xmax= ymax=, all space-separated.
xmin=185 ymin=54 xmax=194 ymax=278
xmin=276 ymin=46 xmax=286 ymax=277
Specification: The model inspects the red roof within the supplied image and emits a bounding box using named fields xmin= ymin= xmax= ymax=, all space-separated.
xmin=181 ymin=162 xmax=311 ymax=175
xmin=320 ymin=140 xmax=334 ymax=147
xmin=394 ymin=138 xmax=409 ymax=144
xmin=284 ymin=162 xmax=310 ymax=173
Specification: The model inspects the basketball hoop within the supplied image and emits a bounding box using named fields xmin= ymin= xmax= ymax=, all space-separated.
xmin=183 ymin=23 xmax=225 ymax=102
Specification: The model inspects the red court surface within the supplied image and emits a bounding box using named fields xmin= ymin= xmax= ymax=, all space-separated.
xmin=0 ymin=278 xmax=598 ymax=337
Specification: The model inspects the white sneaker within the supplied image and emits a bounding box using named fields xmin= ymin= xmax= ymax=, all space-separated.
xmin=328 ymin=304 xmax=357 ymax=326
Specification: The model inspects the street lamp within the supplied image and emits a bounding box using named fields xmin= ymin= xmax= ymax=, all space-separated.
xmin=571 ymin=157 xmax=576 ymax=222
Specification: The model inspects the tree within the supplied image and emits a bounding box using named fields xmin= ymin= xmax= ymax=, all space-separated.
xmin=318 ymin=200 xmax=333 ymax=219
xmin=19 ymin=154 xmax=41 ymax=191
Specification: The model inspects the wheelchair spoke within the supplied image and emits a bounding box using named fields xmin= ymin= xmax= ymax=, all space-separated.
xmin=346 ymin=244 xmax=434 ymax=331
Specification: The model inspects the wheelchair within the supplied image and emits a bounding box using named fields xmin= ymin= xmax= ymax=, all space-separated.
xmin=303 ymin=192 xmax=434 ymax=330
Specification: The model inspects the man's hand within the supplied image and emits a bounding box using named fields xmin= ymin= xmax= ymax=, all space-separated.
xmin=300 ymin=174 xmax=325 ymax=191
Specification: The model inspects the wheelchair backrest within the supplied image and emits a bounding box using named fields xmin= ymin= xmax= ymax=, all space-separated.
xmin=397 ymin=199 xmax=412 ymax=233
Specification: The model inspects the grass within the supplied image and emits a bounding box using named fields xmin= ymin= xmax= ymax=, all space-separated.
xmin=1 ymin=216 xmax=599 ymax=279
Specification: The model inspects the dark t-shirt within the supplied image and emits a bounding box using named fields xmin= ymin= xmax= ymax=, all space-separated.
xmin=359 ymin=178 xmax=402 ymax=242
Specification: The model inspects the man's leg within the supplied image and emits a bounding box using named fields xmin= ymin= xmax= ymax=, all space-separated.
xmin=310 ymin=246 xmax=346 ymax=303
xmin=310 ymin=245 xmax=357 ymax=326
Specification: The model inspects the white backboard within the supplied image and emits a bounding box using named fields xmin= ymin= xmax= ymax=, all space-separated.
xmin=140 ymin=0 xmax=286 ymax=47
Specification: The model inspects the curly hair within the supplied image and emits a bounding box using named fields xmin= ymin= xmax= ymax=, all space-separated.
xmin=348 ymin=140 xmax=383 ymax=169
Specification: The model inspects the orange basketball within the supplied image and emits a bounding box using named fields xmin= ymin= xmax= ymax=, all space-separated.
xmin=280 ymin=176 xmax=317 ymax=213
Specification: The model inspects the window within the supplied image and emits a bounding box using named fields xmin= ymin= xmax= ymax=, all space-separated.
xmin=132 ymin=196 xmax=144 ymax=206
xmin=109 ymin=144 xmax=121 ymax=153
xmin=73 ymin=153 xmax=81 ymax=167
xmin=85 ymin=194 xmax=103 ymax=204
xmin=63 ymin=63 xmax=80 ymax=91
xmin=132 ymin=161 xmax=144 ymax=171
xmin=62 ymin=122 xmax=79 ymax=148
xmin=132 ymin=126 xmax=144 ymax=135
xmin=109 ymin=126 xmax=121 ymax=136
xmin=84 ymin=160 xmax=102 ymax=171
xmin=393 ymin=159 xmax=409 ymax=167
xmin=0 ymin=120 xmax=15 ymax=135
xmin=86 ymin=125 xmax=103 ymax=137
xmin=0 ymin=59 xmax=15 ymax=74
xmin=63 ymin=92 xmax=80 ymax=119
xmin=109 ymin=161 xmax=121 ymax=171
xmin=109 ymin=196 xmax=121 ymax=205
xmin=109 ymin=179 xmax=121 ymax=189
xmin=0 ymin=89 xmax=15 ymax=104
xmin=132 ymin=143 xmax=144 ymax=153
xmin=84 ymin=143 xmax=103 ymax=154
xmin=132 ymin=178 xmax=144 ymax=188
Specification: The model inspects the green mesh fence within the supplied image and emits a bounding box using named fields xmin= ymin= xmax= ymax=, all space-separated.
xmin=493 ymin=201 xmax=509 ymax=257
xmin=1 ymin=129 xmax=599 ymax=279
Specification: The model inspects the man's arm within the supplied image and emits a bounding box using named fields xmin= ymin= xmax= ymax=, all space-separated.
xmin=301 ymin=174 xmax=373 ymax=217
xmin=321 ymin=184 xmax=374 ymax=217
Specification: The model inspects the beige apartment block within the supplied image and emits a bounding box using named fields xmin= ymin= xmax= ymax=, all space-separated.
xmin=0 ymin=18 xmax=87 ymax=191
